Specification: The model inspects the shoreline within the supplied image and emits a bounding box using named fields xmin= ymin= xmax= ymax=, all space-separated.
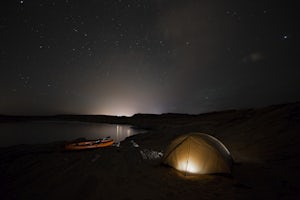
xmin=1 ymin=102 xmax=300 ymax=199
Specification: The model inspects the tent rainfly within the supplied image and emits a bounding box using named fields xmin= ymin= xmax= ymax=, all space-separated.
xmin=162 ymin=133 xmax=232 ymax=175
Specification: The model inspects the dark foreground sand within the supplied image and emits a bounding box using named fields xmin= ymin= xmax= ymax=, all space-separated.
xmin=1 ymin=102 xmax=300 ymax=200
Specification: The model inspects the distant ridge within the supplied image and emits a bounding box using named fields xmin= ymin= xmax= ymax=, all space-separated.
xmin=1 ymin=101 xmax=299 ymax=125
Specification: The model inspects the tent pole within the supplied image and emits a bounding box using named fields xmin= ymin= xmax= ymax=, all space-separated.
xmin=185 ymin=139 xmax=191 ymax=176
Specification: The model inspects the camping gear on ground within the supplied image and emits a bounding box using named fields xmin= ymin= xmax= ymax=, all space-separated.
xmin=140 ymin=149 xmax=163 ymax=160
xmin=131 ymin=140 xmax=139 ymax=148
xmin=65 ymin=137 xmax=114 ymax=150
xmin=162 ymin=132 xmax=232 ymax=175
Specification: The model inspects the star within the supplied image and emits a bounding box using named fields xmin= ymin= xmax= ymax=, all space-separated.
xmin=0 ymin=0 xmax=298 ymax=117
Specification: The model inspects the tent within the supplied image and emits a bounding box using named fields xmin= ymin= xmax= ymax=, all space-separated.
xmin=162 ymin=133 xmax=232 ymax=175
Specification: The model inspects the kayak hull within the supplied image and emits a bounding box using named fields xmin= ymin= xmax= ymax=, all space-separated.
xmin=65 ymin=139 xmax=114 ymax=150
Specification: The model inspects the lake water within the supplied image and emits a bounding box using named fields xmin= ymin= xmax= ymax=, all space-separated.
xmin=0 ymin=121 xmax=143 ymax=147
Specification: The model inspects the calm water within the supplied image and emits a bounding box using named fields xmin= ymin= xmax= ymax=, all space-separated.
xmin=0 ymin=121 xmax=143 ymax=147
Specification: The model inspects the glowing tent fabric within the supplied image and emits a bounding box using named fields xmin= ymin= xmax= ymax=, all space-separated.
xmin=162 ymin=133 xmax=232 ymax=175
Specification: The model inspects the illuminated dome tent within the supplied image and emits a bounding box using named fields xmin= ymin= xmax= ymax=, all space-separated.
xmin=162 ymin=133 xmax=232 ymax=175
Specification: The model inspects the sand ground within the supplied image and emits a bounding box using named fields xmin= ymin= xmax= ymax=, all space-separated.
xmin=1 ymin=103 xmax=300 ymax=199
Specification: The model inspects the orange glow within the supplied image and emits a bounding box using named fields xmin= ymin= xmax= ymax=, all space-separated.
xmin=177 ymin=159 xmax=200 ymax=174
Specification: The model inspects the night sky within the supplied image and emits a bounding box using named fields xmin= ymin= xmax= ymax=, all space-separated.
xmin=0 ymin=0 xmax=298 ymax=116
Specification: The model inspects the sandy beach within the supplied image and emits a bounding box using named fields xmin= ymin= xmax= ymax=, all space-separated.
xmin=1 ymin=102 xmax=300 ymax=199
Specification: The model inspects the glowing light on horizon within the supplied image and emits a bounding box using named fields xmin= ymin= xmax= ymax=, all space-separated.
xmin=91 ymin=103 xmax=163 ymax=116
xmin=91 ymin=106 xmax=137 ymax=116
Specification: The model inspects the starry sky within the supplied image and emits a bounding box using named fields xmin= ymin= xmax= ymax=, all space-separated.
xmin=0 ymin=0 xmax=299 ymax=116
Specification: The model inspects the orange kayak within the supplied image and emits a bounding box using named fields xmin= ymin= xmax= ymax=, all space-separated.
xmin=65 ymin=138 xmax=114 ymax=150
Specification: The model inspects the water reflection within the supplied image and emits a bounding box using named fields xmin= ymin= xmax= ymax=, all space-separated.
xmin=0 ymin=121 xmax=143 ymax=147
xmin=127 ymin=129 xmax=131 ymax=137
